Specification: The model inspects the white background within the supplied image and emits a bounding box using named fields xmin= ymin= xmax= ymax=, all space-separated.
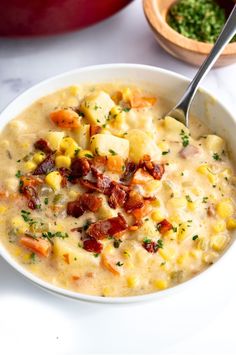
xmin=0 ymin=1 xmax=235 ymax=354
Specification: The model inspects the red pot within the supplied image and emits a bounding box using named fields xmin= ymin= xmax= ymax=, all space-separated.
xmin=0 ymin=0 xmax=133 ymax=36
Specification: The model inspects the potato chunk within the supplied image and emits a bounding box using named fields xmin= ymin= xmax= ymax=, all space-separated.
xmin=205 ymin=134 xmax=225 ymax=154
xmin=53 ymin=239 xmax=99 ymax=268
xmin=126 ymin=129 xmax=160 ymax=163
xmin=90 ymin=134 xmax=129 ymax=159
xmin=74 ymin=124 xmax=90 ymax=149
xmin=164 ymin=116 xmax=189 ymax=134
xmin=80 ymin=91 xmax=115 ymax=126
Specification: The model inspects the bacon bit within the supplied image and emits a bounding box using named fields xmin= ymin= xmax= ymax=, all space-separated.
xmin=108 ymin=184 xmax=127 ymax=209
xmin=111 ymin=91 xmax=123 ymax=104
xmin=63 ymin=253 xmax=70 ymax=264
xmin=83 ymin=237 xmax=103 ymax=253
xmin=132 ymin=200 xmax=152 ymax=221
xmin=70 ymin=158 xmax=91 ymax=180
xmin=207 ymin=204 xmax=215 ymax=217
xmin=19 ymin=176 xmax=42 ymax=209
xmin=20 ymin=236 xmax=51 ymax=257
xmin=139 ymin=155 xmax=165 ymax=180
xmin=142 ymin=241 xmax=159 ymax=253
xmin=90 ymin=125 xmax=101 ymax=137
xmin=67 ymin=193 xmax=102 ymax=218
xmin=33 ymin=153 xmax=55 ymax=175
xmin=59 ymin=168 xmax=70 ymax=188
xmin=157 ymin=219 xmax=173 ymax=234
xmin=131 ymin=168 xmax=153 ymax=185
xmin=72 ymin=275 xmax=80 ymax=281
xmin=124 ymin=190 xmax=144 ymax=213
xmin=121 ymin=161 xmax=138 ymax=183
xmin=50 ymin=109 xmax=80 ymax=129
xmin=107 ymin=155 xmax=124 ymax=174
xmin=34 ymin=138 xmax=52 ymax=154
xmin=87 ymin=213 xmax=128 ymax=240
xmin=101 ymin=253 xmax=120 ymax=276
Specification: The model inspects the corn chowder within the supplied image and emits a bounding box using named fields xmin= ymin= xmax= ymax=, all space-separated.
xmin=0 ymin=84 xmax=235 ymax=297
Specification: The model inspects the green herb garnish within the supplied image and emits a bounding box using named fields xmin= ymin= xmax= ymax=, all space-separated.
xmin=15 ymin=170 xmax=22 ymax=178
xmin=213 ymin=152 xmax=221 ymax=161
xmin=116 ymin=261 xmax=124 ymax=267
xmin=109 ymin=149 xmax=117 ymax=156
xmin=180 ymin=129 xmax=189 ymax=147
xmin=192 ymin=235 xmax=199 ymax=241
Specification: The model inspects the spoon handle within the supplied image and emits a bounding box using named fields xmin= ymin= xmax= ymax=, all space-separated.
xmin=169 ymin=5 xmax=236 ymax=126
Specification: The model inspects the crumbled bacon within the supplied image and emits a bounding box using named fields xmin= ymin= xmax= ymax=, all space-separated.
xmin=157 ymin=219 xmax=173 ymax=234
xmin=21 ymin=185 xmax=40 ymax=210
xmin=70 ymin=158 xmax=91 ymax=180
xmin=67 ymin=193 xmax=102 ymax=218
xmin=124 ymin=190 xmax=144 ymax=213
xmin=87 ymin=213 xmax=128 ymax=240
xmin=34 ymin=139 xmax=52 ymax=155
xmin=33 ymin=153 xmax=55 ymax=175
xmin=121 ymin=161 xmax=138 ymax=183
xmin=80 ymin=168 xmax=113 ymax=195
xmin=59 ymin=168 xmax=70 ymax=188
xmin=83 ymin=237 xmax=103 ymax=253
xmin=139 ymin=155 xmax=165 ymax=180
xmin=108 ymin=184 xmax=127 ymax=209
xmin=142 ymin=241 xmax=159 ymax=253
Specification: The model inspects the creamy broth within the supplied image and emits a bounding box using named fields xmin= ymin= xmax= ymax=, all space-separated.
xmin=0 ymin=83 xmax=235 ymax=297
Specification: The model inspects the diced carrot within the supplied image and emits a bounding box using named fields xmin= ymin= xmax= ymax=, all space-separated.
xmin=132 ymin=200 xmax=152 ymax=220
xmin=107 ymin=155 xmax=124 ymax=173
xmin=20 ymin=236 xmax=51 ymax=257
xmin=90 ymin=124 xmax=101 ymax=136
xmin=63 ymin=253 xmax=70 ymax=264
xmin=131 ymin=168 xmax=153 ymax=185
xmin=50 ymin=109 xmax=80 ymax=129
xmin=130 ymin=95 xmax=156 ymax=109
xmin=20 ymin=176 xmax=42 ymax=188
xmin=101 ymin=253 xmax=120 ymax=276
xmin=72 ymin=275 xmax=80 ymax=281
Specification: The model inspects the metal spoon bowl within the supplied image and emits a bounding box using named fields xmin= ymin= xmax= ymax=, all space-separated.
xmin=167 ymin=5 xmax=236 ymax=127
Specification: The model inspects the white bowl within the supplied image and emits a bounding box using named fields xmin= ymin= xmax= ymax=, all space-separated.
xmin=0 ymin=64 xmax=235 ymax=303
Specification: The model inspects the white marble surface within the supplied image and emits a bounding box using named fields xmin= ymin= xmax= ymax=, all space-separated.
xmin=0 ymin=1 xmax=236 ymax=354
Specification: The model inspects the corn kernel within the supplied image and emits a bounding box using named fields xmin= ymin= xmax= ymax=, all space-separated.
xmin=187 ymin=201 xmax=196 ymax=211
xmin=151 ymin=210 xmax=165 ymax=222
xmin=122 ymin=87 xmax=132 ymax=102
xmin=151 ymin=199 xmax=161 ymax=207
xmin=24 ymin=161 xmax=37 ymax=173
xmin=212 ymin=220 xmax=226 ymax=233
xmin=159 ymin=247 xmax=176 ymax=261
xmin=220 ymin=168 xmax=232 ymax=179
xmin=189 ymin=249 xmax=202 ymax=259
xmin=33 ymin=152 xmax=46 ymax=164
xmin=178 ymin=223 xmax=189 ymax=241
xmin=196 ymin=237 xmax=208 ymax=251
xmin=109 ymin=106 xmax=125 ymax=129
xmin=45 ymin=171 xmax=62 ymax=191
xmin=0 ymin=206 xmax=7 ymax=213
xmin=60 ymin=137 xmax=79 ymax=158
xmin=226 ymin=218 xmax=236 ymax=230
xmin=78 ymin=150 xmax=94 ymax=159
xmin=55 ymin=155 xmax=71 ymax=168
xmin=125 ymin=261 xmax=134 ymax=269
xmin=153 ymin=279 xmax=168 ymax=290
xmin=145 ymin=180 xmax=162 ymax=194
xmin=210 ymin=234 xmax=228 ymax=252
xmin=69 ymin=85 xmax=79 ymax=96
xmin=68 ymin=190 xmax=79 ymax=199
xmin=197 ymin=165 xmax=216 ymax=184
xmin=202 ymin=251 xmax=219 ymax=264
xmin=102 ymin=286 xmax=113 ymax=297
xmin=127 ymin=275 xmax=139 ymax=288
xmin=177 ymin=252 xmax=189 ymax=265
xmin=216 ymin=199 xmax=234 ymax=219
xmin=169 ymin=197 xmax=187 ymax=209
xmin=157 ymin=141 xmax=169 ymax=151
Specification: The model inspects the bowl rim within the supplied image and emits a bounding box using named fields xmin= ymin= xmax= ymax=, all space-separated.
xmin=143 ymin=0 xmax=236 ymax=56
xmin=0 ymin=62 xmax=235 ymax=304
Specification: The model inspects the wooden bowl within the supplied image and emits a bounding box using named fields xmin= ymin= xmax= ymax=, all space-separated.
xmin=143 ymin=0 xmax=236 ymax=67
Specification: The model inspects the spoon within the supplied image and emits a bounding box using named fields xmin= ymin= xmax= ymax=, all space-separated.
xmin=167 ymin=4 xmax=236 ymax=127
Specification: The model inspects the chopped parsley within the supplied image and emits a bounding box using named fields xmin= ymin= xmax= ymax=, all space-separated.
xmin=84 ymin=153 xmax=93 ymax=158
xmin=202 ymin=196 xmax=208 ymax=203
xmin=42 ymin=231 xmax=69 ymax=243
xmin=162 ymin=150 xmax=170 ymax=155
xmin=192 ymin=235 xmax=199 ymax=241
xmin=213 ymin=152 xmax=221 ymax=161
xmin=185 ymin=195 xmax=192 ymax=203
xmin=116 ymin=261 xmax=124 ymax=267
xmin=109 ymin=149 xmax=117 ymax=156
xmin=113 ymin=239 xmax=122 ymax=249
xmin=123 ymin=107 xmax=131 ymax=112
xmin=93 ymin=253 xmax=99 ymax=258
xmin=180 ymin=129 xmax=189 ymax=147
xmin=21 ymin=210 xmax=37 ymax=226
xmin=15 ymin=170 xmax=22 ymax=178
xmin=44 ymin=197 xmax=49 ymax=205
